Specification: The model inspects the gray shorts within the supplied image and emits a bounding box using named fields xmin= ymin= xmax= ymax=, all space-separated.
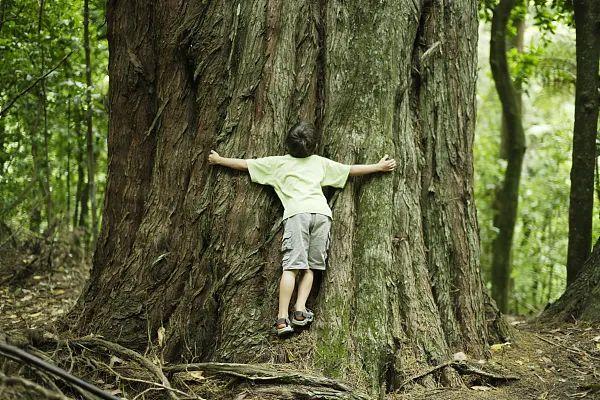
xmin=281 ymin=213 xmax=332 ymax=271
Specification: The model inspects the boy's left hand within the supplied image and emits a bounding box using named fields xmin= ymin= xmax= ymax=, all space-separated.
xmin=378 ymin=155 xmax=396 ymax=172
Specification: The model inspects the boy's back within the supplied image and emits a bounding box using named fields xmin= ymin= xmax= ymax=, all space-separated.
xmin=247 ymin=154 xmax=350 ymax=220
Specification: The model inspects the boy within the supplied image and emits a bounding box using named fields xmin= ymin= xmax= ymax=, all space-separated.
xmin=208 ymin=121 xmax=396 ymax=336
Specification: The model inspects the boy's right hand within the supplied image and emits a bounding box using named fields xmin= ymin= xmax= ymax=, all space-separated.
xmin=208 ymin=150 xmax=221 ymax=165
xmin=377 ymin=155 xmax=397 ymax=172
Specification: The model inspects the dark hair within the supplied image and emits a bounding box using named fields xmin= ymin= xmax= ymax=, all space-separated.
xmin=285 ymin=121 xmax=318 ymax=158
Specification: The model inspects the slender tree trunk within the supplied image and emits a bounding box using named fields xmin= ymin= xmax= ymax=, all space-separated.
xmin=489 ymin=0 xmax=527 ymax=313
xmin=84 ymin=0 xmax=97 ymax=244
xmin=30 ymin=102 xmax=45 ymax=234
xmin=74 ymin=108 xmax=86 ymax=230
xmin=595 ymin=157 xmax=600 ymax=221
xmin=499 ymin=18 xmax=524 ymax=159
xmin=566 ymin=0 xmax=600 ymax=285
xmin=34 ymin=0 xmax=53 ymax=231
xmin=78 ymin=183 xmax=89 ymax=229
xmin=66 ymin=99 xmax=72 ymax=228
xmin=68 ymin=1 xmax=502 ymax=396
xmin=0 ymin=118 xmax=6 ymax=176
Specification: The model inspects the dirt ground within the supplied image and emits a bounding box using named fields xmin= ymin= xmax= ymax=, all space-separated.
xmin=1 ymin=248 xmax=599 ymax=400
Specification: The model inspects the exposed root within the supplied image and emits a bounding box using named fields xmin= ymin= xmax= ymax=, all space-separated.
xmin=1 ymin=331 xmax=370 ymax=400
xmin=164 ymin=362 xmax=369 ymax=399
xmin=398 ymin=360 xmax=519 ymax=391
xmin=73 ymin=336 xmax=181 ymax=400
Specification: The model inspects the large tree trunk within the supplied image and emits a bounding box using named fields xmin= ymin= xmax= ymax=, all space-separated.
xmin=540 ymin=238 xmax=600 ymax=323
xmin=69 ymin=0 xmax=499 ymax=395
xmin=566 ymin=0 xmax=600 ymax=285
xmin=489 ymin=0 xmax=526 ymax=314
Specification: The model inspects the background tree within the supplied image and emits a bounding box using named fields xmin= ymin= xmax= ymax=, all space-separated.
xmin=83 ymin=0 xmax=98 ymax=243
xmin=489 ymin=0 xmax=527 ymax=313
xmin=566 ymin=0 xmax=600 ymax=285
xmin=541 ymin=237 xmax=600 ymax=322
xmin=67 ymin=0 xmax=505 ymax=396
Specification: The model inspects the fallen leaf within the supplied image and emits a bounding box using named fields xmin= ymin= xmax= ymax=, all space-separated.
xmin=157 ymin=326 xmax=165 ymax=348
xmin=471 ymin=385 xmax=492 ymax=391
xmin=109 ymin=355 xmax=124 ymax=368
xmin=490 ymin=342 xmax=511 ymax=352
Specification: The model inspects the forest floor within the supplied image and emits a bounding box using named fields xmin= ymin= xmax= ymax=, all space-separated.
xmin=0 ymin=243 xmax=599 ymax=400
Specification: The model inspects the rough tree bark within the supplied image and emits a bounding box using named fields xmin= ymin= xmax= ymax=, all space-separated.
xmin=566 ymin=0 xmax=600 ymax=285
xmin=489 ymin=0 xmax=526 ymax=313
xmin=69 ymin=0 xmax=502 ymax=395
xmin=541 ymin=238 xmax=600 ymax=323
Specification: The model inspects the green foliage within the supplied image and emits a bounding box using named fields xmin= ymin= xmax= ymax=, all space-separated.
xmin=0 ymin=0 xmax=108 ymax=239
xmin=476 ymin=22 xmax=598 ymax=315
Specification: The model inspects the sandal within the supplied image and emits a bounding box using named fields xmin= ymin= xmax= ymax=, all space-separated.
xmin=291 ymin=308 xmax=314 ymax=327
xmin=273 ymin=317 xmax=294 ymax=337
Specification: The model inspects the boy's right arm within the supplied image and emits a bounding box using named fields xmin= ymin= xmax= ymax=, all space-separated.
xmin=208 ymin=150 xmax=248 ymax=171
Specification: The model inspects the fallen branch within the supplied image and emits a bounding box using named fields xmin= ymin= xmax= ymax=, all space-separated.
xmin=0 ymin=50 xmax=75 ymax=118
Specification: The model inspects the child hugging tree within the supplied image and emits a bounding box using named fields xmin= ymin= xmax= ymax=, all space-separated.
xmin=208 ymin=121 xmax=396 ymax=336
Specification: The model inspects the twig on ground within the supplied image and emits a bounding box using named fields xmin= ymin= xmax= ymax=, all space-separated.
xmin=0 ymin=371 xmax=71 ymax=400
xmin=88 ymin=357 xmax=200 ymax=400
xmin=74 ymin=336 xmax=180 ymax=400
xmin=535 ymin=334 xmax=600 ymax=361
xmin=0 ymin=342 xmax=120 ymax=400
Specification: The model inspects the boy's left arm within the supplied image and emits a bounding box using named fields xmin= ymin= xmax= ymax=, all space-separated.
xmin=349 ymin=155 xmax=396 ymax=176
xmin=208 ymin=150 xmax=248 ymax=171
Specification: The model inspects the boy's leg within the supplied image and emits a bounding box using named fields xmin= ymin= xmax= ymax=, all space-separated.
xmin=278 ymin=270 xmax=297 ymax=320
xmin=294 ymin=269 xmax=314 ymax=312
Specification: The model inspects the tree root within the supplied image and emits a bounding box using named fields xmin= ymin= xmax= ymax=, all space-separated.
xmin=2 ymin=330 xmax=519 ymax=400
xmin=398 ymin=360 xmax=519 ymax=391
xmin=72 ymin=336 xmax=181 ymax=400
xmin=164 ymin=362 xmax=369 ymax=399
xmin=4 ymin=332 xmax=368 ymax=399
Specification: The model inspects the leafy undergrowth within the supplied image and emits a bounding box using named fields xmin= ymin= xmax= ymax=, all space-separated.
xmin=0 ymin=231 xmax=89 ymax=333
xmin=1 ymin=243 xmax=599 ymax=399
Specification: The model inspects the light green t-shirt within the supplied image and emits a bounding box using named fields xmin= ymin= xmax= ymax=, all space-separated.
xmin=246 ymin=154 xmax=351 ymax=219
